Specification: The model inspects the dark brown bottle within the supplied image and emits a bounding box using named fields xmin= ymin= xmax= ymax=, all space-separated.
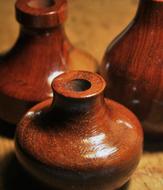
xmin=15 ymin=71 xmax=143 ymax=190
xmin=0 ymin=0 xmax=98 ymax=125
xmin=100 ymin=0 xmax=163 ymax=138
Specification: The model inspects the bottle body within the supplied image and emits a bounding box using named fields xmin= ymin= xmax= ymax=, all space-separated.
xmin=101 ymin=0 xmax=163 ymax=137
xmin=0 ymin=0 xmax=98 ymax=125
xmin=15 ymin=71 xmax=143 ymax=190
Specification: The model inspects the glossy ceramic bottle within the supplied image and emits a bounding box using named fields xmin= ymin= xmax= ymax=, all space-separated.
xmin=100 ymin=0 xmax=163 ymax=138
xmin=0 ymin=0 xmax=97 ymax=125
xmin=15 ymin=71 xmax=143 ymax=190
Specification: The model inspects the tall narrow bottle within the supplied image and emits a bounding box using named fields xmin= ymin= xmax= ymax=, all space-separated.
xmin=100 ymin=0 xmax=163 ymax=138
xmin=0 ymin=0 xmax=98 ymax=126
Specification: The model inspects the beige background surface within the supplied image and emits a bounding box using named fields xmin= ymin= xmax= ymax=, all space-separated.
xmin=0 ymin=0 xmax=163 ymax=190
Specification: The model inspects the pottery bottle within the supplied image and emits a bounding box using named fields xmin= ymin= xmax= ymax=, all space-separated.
xmin=15 ymin=71 xmax=143 ymax=190
xmin=0 ymin=0 xmax=98 ymax=126
xmin=100 ymin=0 xmax=163 ymax=138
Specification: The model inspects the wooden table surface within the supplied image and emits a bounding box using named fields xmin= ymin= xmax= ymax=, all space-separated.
xmin=0 ymin=0 xmax=163 ymax=189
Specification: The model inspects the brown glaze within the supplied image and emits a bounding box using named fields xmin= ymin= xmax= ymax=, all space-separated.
xmin=100 ymin=0 xmax=163 ymax=138
xmin=0 ymin=0 xmax=98 ymax=125
xmin=15 ymin=71 xmax=143 ymax=190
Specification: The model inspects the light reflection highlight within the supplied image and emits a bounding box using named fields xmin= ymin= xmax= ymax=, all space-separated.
xmin=132 ymin=99 xmax=140 ymax=105
xmin=116 ymin=119 xmax=133 ymax=129
xmin=84 ymin=146 xmax=118 ymax=159
xmin=48 ymin=71 xmax=64 ymax=86
xmin=83 ymin=133 xmax=105 ymax=145
xmin=83 ymin=133 xmax=118 ymax=159
xmin=47 ymin=71 xmax=64 ymax=97
xmin=26 ymin=111 xmax=34 ymax=117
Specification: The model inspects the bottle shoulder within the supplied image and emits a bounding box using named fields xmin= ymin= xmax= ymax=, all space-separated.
xmin=0 ymin=39 xmax=98 ymax=100
xmin=103 ymin=19 xmax=163 ymax=65
xmin=101 ymin=19 xmax=163 ymax=83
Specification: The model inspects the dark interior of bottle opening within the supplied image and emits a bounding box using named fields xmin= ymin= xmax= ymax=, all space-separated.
xmin=28 ymin=0 xmax=55 ymax=9
xmin=67 ymin=79 xmax=91 ymax=92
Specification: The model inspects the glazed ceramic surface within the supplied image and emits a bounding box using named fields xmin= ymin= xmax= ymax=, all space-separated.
xmin=0 ymin=0 xmax=98 ymax=125
xmin=101 ymin=0 xmax=163 ymax=138
xmin=15 ymin=71 xmax=143 ymax=190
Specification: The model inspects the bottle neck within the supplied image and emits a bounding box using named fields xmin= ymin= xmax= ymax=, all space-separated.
xmin=140 ymin=0 xmax=163 ymax=2
xmin=15 ymin=25 xmax=69 ymax=54
xmin=138 ymin=0 xmax=163 ymax=13
xmin=50 ymin=71 xmax=107 ymax=119
xmin=19 ymin=25 xmax=65 ymax=37
xmin=53 ymin=93 xmax=105 ymax=115
xmin=135 ymin=0 xmax=163 ymax=24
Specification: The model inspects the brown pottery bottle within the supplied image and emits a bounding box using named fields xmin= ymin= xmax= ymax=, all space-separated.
xmin=0 ymin=0 xmax=98 ymax=126
xmin=15 ymin=71 xmax=143 ymax=190
xmin=100 ymin=0 xmax=163 ymax=138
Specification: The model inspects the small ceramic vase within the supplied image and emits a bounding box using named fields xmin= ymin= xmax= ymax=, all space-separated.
xmin=0 ymin=0 xmax=98 ymax=125
xmin=100 ymin=0 xmax=163 ymax=138
xmin=15 ymin=71 xmax=143 ymax=190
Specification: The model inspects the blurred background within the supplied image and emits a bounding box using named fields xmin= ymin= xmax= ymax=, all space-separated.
xmin=0 ymin=0 xmax=138 ymax=62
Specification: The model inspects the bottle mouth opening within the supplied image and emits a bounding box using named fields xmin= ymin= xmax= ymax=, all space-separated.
xmin=66 ymin=79 xmax=91 ymax=92
xmin=16 ymin=0 xmax=67 ymax=28
xmin=27 ymin=0 xmax=55 ymax=9
xmin=52 ymin=71 xmax=106 ymax=99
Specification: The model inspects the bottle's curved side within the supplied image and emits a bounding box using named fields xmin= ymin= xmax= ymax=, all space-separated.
xmin=100 ymin=0 xmax=163 ymax=137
